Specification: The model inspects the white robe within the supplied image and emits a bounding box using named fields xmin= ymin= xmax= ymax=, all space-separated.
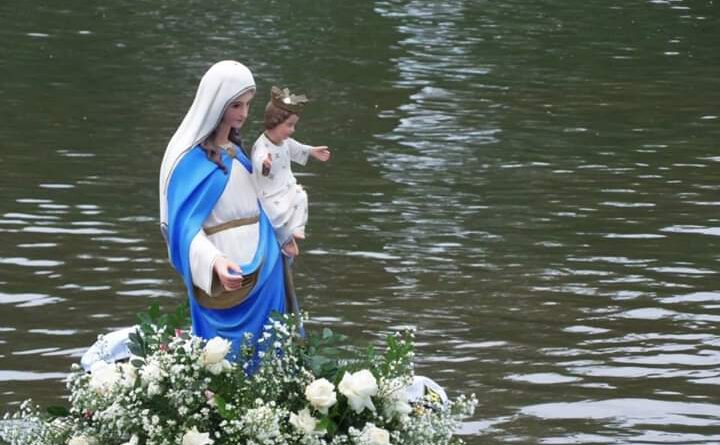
xmin=189 ymin=155 xmax=260 ymax=296
xmin=251 ymin=134 xmax=311 ymax=245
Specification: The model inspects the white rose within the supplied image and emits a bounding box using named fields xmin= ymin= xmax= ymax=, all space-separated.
xmin=202 ymin=337 xmax=232 ymax=366
xmin=338 ymin=370 xmax=378 ymax=414
xmin=205 ymin=359 xmax=232 ymax=375
xmin=68 ymin=435 xmax=97 ymax=445
xmin=289 ymin=408 xmax=322 ymax=435
xmin=88 ymin=361 xmax=121 ymax=395
xmin=147 ymin=382 xmax=162 ymax=397
xmin=181 ymin=426 xmax=214 ymax=445
xmin=304 ymin=378 xmax=337 ymax=414
xmin=359 ymin=423 xmax=391 ymax=445
xmin=140 ymin=360 xmax=164 ymax=386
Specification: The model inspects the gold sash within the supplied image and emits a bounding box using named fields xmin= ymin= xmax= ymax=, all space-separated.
xmin=203 ymin=215 xmax=259 ymax=236
xmin=194 ymin=268 xmax=259 ymax=309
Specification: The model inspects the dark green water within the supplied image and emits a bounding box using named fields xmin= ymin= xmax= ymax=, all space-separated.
xmin=1 ymin=1 xmax=719 ymax=443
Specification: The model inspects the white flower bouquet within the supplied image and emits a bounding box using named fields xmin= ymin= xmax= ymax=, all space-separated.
xmin=2 ymin=306 xmax=477 ymax=445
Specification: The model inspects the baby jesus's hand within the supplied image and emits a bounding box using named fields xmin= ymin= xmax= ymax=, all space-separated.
xmin=262 ymin=153 xmax=272 ymax=176
xmin=310 ymin=146 xmax=331 ymax=162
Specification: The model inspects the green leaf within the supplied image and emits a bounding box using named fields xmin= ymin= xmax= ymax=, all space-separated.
xmin=148 ymin=303 xmax=161 ymax=319
xmin=325 ymin=418 xmax=338 ymax=435
xmin=46 ymin=405 xmax=70 ymax=417
xmin=317 ymin=417 xmax=331 ymax=429
xmin=319 ymin=362 xmax=339 ymax=377
xmin=214 ymin=394 xmax=232 ymax=419
xmin=128 ymin=332 xmax=141 ymax=345
xmin=128 ymin=343 xmax=144 ymax=357
xmin=137 ymin=312 xmax=151 ymax=325
xmin=310 ymin=355 xmax=331 ymax=374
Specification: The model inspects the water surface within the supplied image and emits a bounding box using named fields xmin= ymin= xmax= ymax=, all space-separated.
xmin=1 ymin=1 xmax=719 ymax=443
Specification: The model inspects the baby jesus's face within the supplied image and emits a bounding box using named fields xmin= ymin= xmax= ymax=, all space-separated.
xmin=275 ymin=114 xmax=299 ymax=141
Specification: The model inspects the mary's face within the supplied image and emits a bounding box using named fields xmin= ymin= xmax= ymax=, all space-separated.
xmin=222 ymin=90 xmax=255 ymax=129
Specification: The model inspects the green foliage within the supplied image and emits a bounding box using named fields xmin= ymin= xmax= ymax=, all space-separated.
xmin=126 ymin=331 xmax=147 ymax=359
xmin=375 ymin=330 xmax=415 ymax=379
xmin=213 ymin=394 xmax=232 ymax=419
xmin=128 ymin=302 xmax=191 ymax=358
xmin=300 ymin=325 xmax=350 ymax=379
xmin=45 ymin=406 xmax=69 ymax=418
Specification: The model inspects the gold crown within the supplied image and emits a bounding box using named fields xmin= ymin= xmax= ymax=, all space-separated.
xmin=270 ymin=86 xmax=309 ymax=113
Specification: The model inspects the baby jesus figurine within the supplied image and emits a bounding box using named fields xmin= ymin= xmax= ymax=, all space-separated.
xmin=251 ymin=86 xmax=331 ymax=257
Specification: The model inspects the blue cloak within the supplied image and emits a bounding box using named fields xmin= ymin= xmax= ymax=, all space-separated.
xmin=165 ymin=145 xmax=287 ymax=355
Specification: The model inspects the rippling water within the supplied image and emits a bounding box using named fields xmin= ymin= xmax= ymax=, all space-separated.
xmin=1 ymin=1 xmax=719 ymax=443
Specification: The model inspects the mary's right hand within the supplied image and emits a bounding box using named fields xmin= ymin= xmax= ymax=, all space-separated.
xmin=213 ymin=256 xmax=244 ymax=291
